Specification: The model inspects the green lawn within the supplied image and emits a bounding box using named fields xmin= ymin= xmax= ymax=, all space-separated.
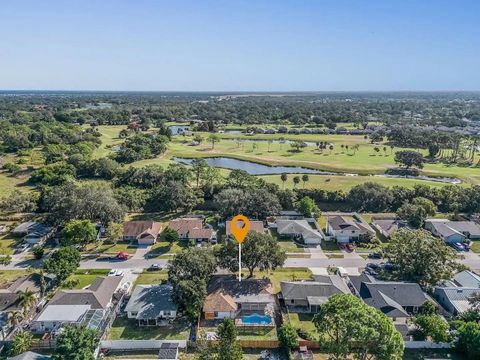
xmin=470 ymin=241 xmax=480 ymax=253
xmin=0 ymin=171 xmax=33 ymax=195
xmin=0 ymin=270 xmax=34 ymax=288
xmin=107 ymin=317 xmax=190 ymax=340
xmin=287 ymin=313 xmax=318 ymax=340
xmin=63 ymin=269 xmax=111 ymax=289
xmin=134 ymin=270 xmax=169 ymax=286
xmin=246 ymin=268 xmax=313 ymax=293
xmin=83 ymin=241 xmax=138 ymax=255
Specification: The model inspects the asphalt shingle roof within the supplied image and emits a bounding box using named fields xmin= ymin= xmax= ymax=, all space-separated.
xmin=125 ymin=284 xmax=177 ymax=319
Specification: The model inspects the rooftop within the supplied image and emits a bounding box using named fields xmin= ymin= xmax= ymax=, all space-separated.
xmin=125 ymin=284 xmax=177 ymax=319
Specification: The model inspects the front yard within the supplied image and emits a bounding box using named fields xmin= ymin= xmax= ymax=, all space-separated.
xmin=134 ymin=269 xmax=169 ymax=286
xmin=63 ymin=269 xmax=111 ymax=289
xmin=245 ymin=268 xmax=313 ymax=293
xmin=107 ymin=317 xmax=190 ymax=340
xmin=0 ymin=269 xmax=33 ymax=288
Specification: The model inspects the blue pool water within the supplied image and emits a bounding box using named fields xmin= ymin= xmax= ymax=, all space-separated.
xmin=241 ymin=313 xmax=273 ymax=325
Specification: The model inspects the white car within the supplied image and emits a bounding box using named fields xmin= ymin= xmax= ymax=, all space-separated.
xmin=108 ymin=269 xmax=123 ymax=277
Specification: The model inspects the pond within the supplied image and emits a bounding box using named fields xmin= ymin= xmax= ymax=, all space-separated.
xmin=173 ymin=157 xmax=337 ymax=175
xmin=173 ymin=156 xmax=462 ymax=184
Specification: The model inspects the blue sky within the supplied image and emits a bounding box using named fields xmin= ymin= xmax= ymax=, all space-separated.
xmin=1 ymin=0 xmax=479 ymax=91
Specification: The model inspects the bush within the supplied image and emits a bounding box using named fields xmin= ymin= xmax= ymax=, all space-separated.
xmin=61 ymin=278 xmax=80 ymax=289
xmin=33 ymin=246 xmax=45 ymax=259
xmin=279 ymin=323 xmax=299 ymax=350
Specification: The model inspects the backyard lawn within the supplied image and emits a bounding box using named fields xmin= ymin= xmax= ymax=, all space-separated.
xmin=287 ymin=312 xmax=318 ymax=340
xmin=107 ymin=317 xmax=190 ymax=340
xmin=246 ymin=268 xmax=313 ymax=293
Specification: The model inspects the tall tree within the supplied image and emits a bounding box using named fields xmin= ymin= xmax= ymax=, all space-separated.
xmin=217 ymin=318 xmax=243 ymax=360
xmin=384 ymin=229 xmax=458 ymax=286
xmin=301 ymin=174 xmax=309 ymax=188
xmin=208 ymin=134 xmax=220 ymax=149
xmin=313 ymin=294 xmax=404 ymax=360
xmin=217 ymin=231 xmax=286 ymax=278
xmin=16 ymin=289 xmax=36 ymax=316
xmin=43 ymin=246 xmax=81 ymax=283
xmin=62 ymin=219 xmax=97 ymax=246
xmin=280 ymin=173 xmax=288 ymax=189
xmin=53 ymin=325 xmax=99 ymax=360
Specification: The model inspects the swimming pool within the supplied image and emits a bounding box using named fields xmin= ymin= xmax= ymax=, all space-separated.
xmin=240 ymin=313 xmax=273 ymax=325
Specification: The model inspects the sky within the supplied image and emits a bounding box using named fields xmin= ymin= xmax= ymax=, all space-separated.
xmin=1 ymin=0 xmax=479 ymax=92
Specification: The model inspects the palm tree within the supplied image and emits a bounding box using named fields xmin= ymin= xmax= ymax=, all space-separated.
xmin=208 ymin=134 xmax=220 ymax=150
xmin=302 ymin=174 xmax=309 ymax=189
xmin=16 ymin=289 xmax=36 ymax=316
xmin=293 ymin=176 xmax=300 ymax=188
xmin=329 ymin=145 xmax=334 ymax=154
xmin=10 ymin=331 xmax=34 ymax=356
xmin=8 ymin=311 xmax=24 ymax=332
xmin=267 ymin=140 xmax=273 ymax=152
xmin=280 ymin=173 xmax=288 ymax=189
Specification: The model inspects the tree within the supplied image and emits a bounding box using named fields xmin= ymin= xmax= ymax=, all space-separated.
xmin=33 ymin=245 xmax=45 ymax=259
xmin=163 ymin=227 xmax=180 ymax=243
xmin=313 ymin=294 xmax=404 ymax=360
xmin=215 ymin=188 xmax=245 ymax=217
xmin=0 ymin=254 xmax=12 ymax=266
xmin=293 ymin=176 xmax=300 ymax=188
xmin=411 ymin=314 xmax=449 ymax=342
xmin=16 ymin=289 xmax=36 ymax=316
xmin=168 ymin=247 xmax=217 ymax=318
xmin=278 ymin=322 xmax=299 ymax=351
xmin=10 ymin=331 xmax=34 ymax=356
xmin=42 ymin=183 xmax=126 ymax=226
xmin=62 ymin=219 xmax=97 ymax=246
xmin=397 ymin=197 xmax=436 ymax=228
xmin=191 ymin=158 xmax=208 ymax=187
xmin=348 ymin=182 xmax=393 ymax=212
xmin=105 ymin=222 xmax=123 ymax=243
xmin=43 ymin=246 xmax=81 ymax=283
xmin=394 ymin=150 xmax=424 ymax=169
xmin=301 ymin=174 xmax=309 ymax=188
xmin=217 ymin=318 xmax=243 ymax=360
xmin=455 ymin=321 xmax=480 ymax=360
xmin=384 ymin=229 xmax=458 ymax=286
xmin=53 ymin=325 xmax=99 ymax=360
xmin=0 ymin=190 xmax=38 ymax=213
xmin=208 ymin=134 xmax=220 ymax=149
xmin=147 ymin=181 xmax=202 ymax=212
xmin=280 ymin=173 xmax=288 ymax=189
xmin=296 ymin=196 xmax=320 ymax=217
xmin=217 ymin=231 xmax=286 ymax=278
xmin=290 ymin=141 xmax=307 ymax=152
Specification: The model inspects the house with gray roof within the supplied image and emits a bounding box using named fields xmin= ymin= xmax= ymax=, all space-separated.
xmin=371 ymin=218 xmax=409 ymax=238
xmin=7 ymin=351 xmax=51 ymax=360
xmin=31 ymin=276 xmax=122 ymax=334
xmin=434 ymin=270 xmax=480 ymax=315
xmin=125 ymin=284 xmax=177 ymax=326
xmin=425 ymin=219 xmax=480 ymax=243
xmin=276 ymin=219 xmax=324 ymax=245
xmin=280 ymin=275 xmax=349 ymax=313
xmin=11 ymin=222 xmax=53 ymax=245
xmin=350 ymin=274 xmax=429 ymax=338
xmin=326 ymin=213 xmax=375 ymax=243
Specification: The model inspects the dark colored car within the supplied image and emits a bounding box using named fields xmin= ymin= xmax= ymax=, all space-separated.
xmin=368 ymin=252 xmax=382 ymax=259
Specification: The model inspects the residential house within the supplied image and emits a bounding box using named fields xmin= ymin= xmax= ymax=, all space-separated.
xmin=350 ymin=274 xmax=429 ymax=338
xmin=11 ymin=222 xmax=53 ymax=245
xmin=434 ymin=270 xmax=480 ymax=315
xmin=122 ymin=221 xmax=162 ymax=245
xmin=31 ymin=276 xmax=122 ymax=333
xmin=125 ymin=284 xmax=177 ymax=326
xmin=168 ymin=218 xmax=216 ymax=244
xmin=7 ymin=352 xmax=51 ymax=360
xmin=425 ymin=219 xmax=480 ymax=243
xmin=0 ymin=274 xmax=46 ymax=339
xmin=326 ymin=213 xmax=375 ymax=243
xmin=203 ymin=276 xmax=277 ymax=322
xmin=276 ymin=219 xmax=324 ymax=245
xmin=226 ymin=220 xmax=265 ymax=237
xmin=371 ymin=218 xmax=409 ymax=238
xmin=280 ymin=275 xmax=349 ymax=313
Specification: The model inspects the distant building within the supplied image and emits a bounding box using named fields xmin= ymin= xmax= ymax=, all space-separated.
xmin=276 ymin=219 xmax=324 ymax=245
xmin=168 ymin=218 xmax=216 ymax=244
xmin=425 ymin=219 xmax=480 ymax=243
xmin=11 ymin=222 xmax=53 ymax=245
xmin=125 ymin=284 xmax=177 ymax=326
xmin=122 ymin=221 xmax=162 ymax=245
xmin=226 ymin=220 xmax=265 ymax=237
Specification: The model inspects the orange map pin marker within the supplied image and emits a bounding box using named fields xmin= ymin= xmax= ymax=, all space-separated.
xmin=231 ymin=214 xmax=250 ymax=244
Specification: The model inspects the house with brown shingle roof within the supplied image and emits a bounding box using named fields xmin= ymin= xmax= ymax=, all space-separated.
xmin=203 ymin=275 xmax=277 ymax=321
xmin=123 ymin=221 xmax=162 ymax=245
xmin=225 ymin=220 xmax=265 ymax=236
xmin=168 ymin=218 xmax=216 ymax=244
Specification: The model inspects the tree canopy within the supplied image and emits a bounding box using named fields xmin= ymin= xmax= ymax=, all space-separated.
xmin=43 ymin=246 xmax=81 ymax=283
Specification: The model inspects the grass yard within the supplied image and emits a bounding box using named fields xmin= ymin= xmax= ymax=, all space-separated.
xmin=107 ymin=317 xmax=190 ymax=340
xmin=0 ymin=171 xmax=33 ymax=195
xmin=84 ymin=241 xmax=138 ymax=255
xmin=287 ymin=312 xmax=318 ymax=340
xmin=0 ymin=270 xmax=34 ymax=288
xmin=134 ymin=270 xmax=169 ymax=286
xmin=148 ymin=240 xmax=188 ymax=257
xmin=63 ymin=269 xmax=111 ymax=289
xmin=245 ymin=268 xmax=313 ymax=293
xmin=470 ymin=241 xmax=480 ymax=253
xmin=0 ymin=234 xmax=21 ymax=255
